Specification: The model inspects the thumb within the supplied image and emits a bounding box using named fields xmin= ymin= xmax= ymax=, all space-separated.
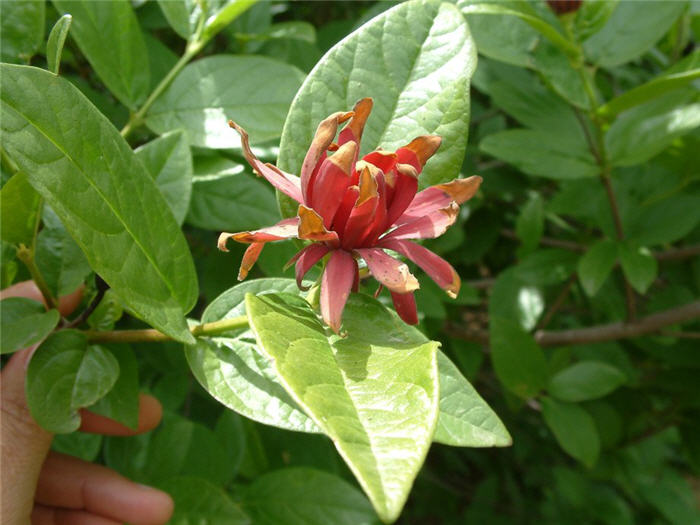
xmin=1 ymin=346 xmax=54 ymax=524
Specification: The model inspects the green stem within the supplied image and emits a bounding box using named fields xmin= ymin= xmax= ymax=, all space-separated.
xmin=16 ymin=244 xmax=59 ymax=311
xmin=84 ymin=315 xmax=249 ymax=343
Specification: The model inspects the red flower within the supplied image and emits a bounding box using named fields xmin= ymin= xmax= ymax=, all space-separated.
xmin=219 ymin=98 xmax=481 ymax=333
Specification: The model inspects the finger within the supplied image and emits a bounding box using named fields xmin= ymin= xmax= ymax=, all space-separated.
xmin=79 ymin=394 xmax=163 ymax=436
xmin=1 ymin=347 xmax=54 ymax=524
xmin=36 ymin=452 xmax=174 ymax=525
xmin=32 ymin=505 xmax=122 ymax=525
xmin=0 ymin=280 xmax=84 ymax=316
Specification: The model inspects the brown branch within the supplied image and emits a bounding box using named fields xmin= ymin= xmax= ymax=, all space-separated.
xmin=500 ymin=229 xmax=585 ymax=252
xmin=654 ymin=244 xmax=700 ymax=261
xmin=536 ymin=274 xmax=577 ymax=331
xmin=465 ymin=278 xmax=495 ymax=290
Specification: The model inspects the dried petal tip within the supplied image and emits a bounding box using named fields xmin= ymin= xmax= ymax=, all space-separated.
xmin=297 ymin=205 xmax=339 ymax=243
xmin=438 ymin=175 xmax=482 ymax=204
xmin=218 ymin=232 xmax=234 ymax=252
xmin=403 ymin=135 xmax=442 ymax=166
xmin=340 ymin=98 xmax=373 ymax=143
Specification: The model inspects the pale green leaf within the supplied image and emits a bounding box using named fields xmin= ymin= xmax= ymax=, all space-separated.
xmin=0 ymin=65 xmax=198 ymax=343
xmin=46 ymin=14 xmax=72 ymax=75
xmin=160 ymin=476 xmax=251 ymax=525
xmin=0 ymin=297 xmax=59 ymax=355
xmin=0 ymin=171 xmax=41 ymax=247
xmin=548 ymin=361 xmax=626 ymax=402
xmin=541 ymin=397 xmax=600 ymax=467
xmin=578 ymin=240 xmax=617 ymax=297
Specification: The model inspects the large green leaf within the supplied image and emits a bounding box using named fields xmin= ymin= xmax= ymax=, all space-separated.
xmin=146 ymin=55 xmax=305 ymax=148
xmin=0 ymin=171 xmax=41 ymax=247
xmin=0 ymin=65 xmax=198 ymax=343
xmin=26 ymin=330 xmax=120 ymax=433
xmin=185 ymin=279 xmax=322 ymax=434
xmin=53 ymin=0 xmax=150 ymax=110
xmin=246 ymin=292 xmax=439 ymax=523
xmin=0 ymin=297 xmax=60 ymax=355
xmin=160 ymin=476 xmax=251 ymax=525
xmin=135 ymin=130 xmax=193 ymax=225
xmin=0 ymin=0 xmax=45 ymax=63
xmin=243 ymin=467 xmax=377 ymax=525
xmin=548 ymin=361 xmax=626 ymax=402
xmin=541 ymin=397 xmax=600 ymax=467
xmin=434 ymin=351 xmax=511 ymax=447
xmin=278 ymin=0 xmax=477 ymax=189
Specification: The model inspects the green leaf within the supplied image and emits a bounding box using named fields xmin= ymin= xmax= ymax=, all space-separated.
xmin=46 ymin=14 xmax=73 ymax=75
xmin=53 ymin=0 xmax=150 ymax=109
xmin=434 ymin=351 xmax=511 ymax=447
xmin=0 ymin=297 xmax=60 ymax=355
xmin=0 ymin=171 xmax=41 ymax=246
xmin=573 ymin=0 xmax=619 ymax=42
xmin=201 ymin=0 xmax=257 ymax=43
xmin=185 ymin=278 xmax=321 ymax=434
xmin=489 ymin=317 xmax=548 ymax=399
xmin=214 ymin=411 xmax=247 ymax=482
xmin=26 ymin=331 xmax=120 ymax=433
xmin=489 ymin=269 xmax=544 ymax=331
xmin=515 ymin=193 xmax=544 ymax=256
xmin=185 ymin=156 xmax=278 ymax=232
xmin=578 ymin=240 xmax=618 ymax=297
xmin=583 ymin=0 xmax=687 ymax=67
xmin=146 ymin=56 xmax=305 ymax=148
xmin=245 ymin=292 xmax=439 ymax=523
xmin=158 ymin=0 xmax=255 ymax=43
xmin=0 ymin=64 xmax=198 ymax=343
xmin=243 ymin=467 xmax=376 ymax=525
xmin=626 ymin=194 xmax=700 ymax=247
xmin=548 ymin=361 xmax=626 ymax=402
xmin=618 ymin=243 xmax=657 ymax=294
xmin=0 ymin=0 xmax=45 ymax=63
xmin=541 ymin=397 xmax=600 ymax=467
xmin=87 ymin=290 xmax=124 ymax=331
xmin=278 ymin=0 xmax=477 ymax=189
xmin=134 ymin=131 xmax=193 ymax=225
xmin=160 ymin=476 xmax=251 ymax=525
xmin=480 ymin=129 xmax=598 ymax=180
xmin=606 ymin=91 xmax=700 ymax=167
xmin=89 ymin=344 xmax=140 ymax=429
xmin=157 ymin=0 xmax=195 ymax=39
xmin=52 ymin=432 xmax=102 ymax=461
xmin=531 ymin=39 xmax=589 ymax=110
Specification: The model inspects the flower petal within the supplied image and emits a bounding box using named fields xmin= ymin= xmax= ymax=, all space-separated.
xmin=321 ymin=249 xmax=356 ymax=333
xmin=218 ymin=217 xmax=299 ymax=248
xmin=331 ymin=185 xmax=359 ymax=236
xmin=390 ymin=291 xmax=418 ymax=325
xmin=341 ymin=168 xmax=380 ymax=249
xmin=238 ymin=242 xmax=265 ymax=280
xmin=338 ymin=98 xmax=373 ymax=150
xmin=298 ymin=205 xmax=339 ymax=244
xmin=228 ymin=120 xmax=303 ymax=203
xmin=384 ymin=202 xmax=459 ymax=240
xmin=378 ymin=238 xmax=460 ymax=298
xmin=385 ymin=163 xmax=418 ymax=228
xmin=396 ymin=135 xmax=442 ymax=172
xmin=355 ymin=248 xmax=419 ymax=294
xmin=287 ymin=243 xmax=330 ymax=290
xmin=398 ymin=175 xmax=482 ymax=225
xmin=310 ymin=141 xmax=357 ymax=228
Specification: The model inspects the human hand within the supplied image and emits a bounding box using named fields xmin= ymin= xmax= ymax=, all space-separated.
xmin=1 ymin=281 xmax=174 ymax=525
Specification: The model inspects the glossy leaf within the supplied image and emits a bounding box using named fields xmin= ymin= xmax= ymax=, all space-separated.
xmin=489 ymin=269 xmax=544 ymax=331
xmin=89 ymin=344 xmax=140 ymax=429
xmin=434 ymin=351 xmax=511 ymax=448
xmin=244 ymin=467 xmax=376 ymax=525
xmin=578 ymin=240 xmax=618 ymax=297
xmin=160 ymin=476 xmax=251 ymax=525
xmin=618 ymin=243 xmax=658 ymax=294
xmin=541 ymin=397 xmax=600 ymax=467
xmin=26 ymin=331 xmax=119 ymax=433
xmin=0 ymin=171 xmax=41 ymax=246
xmin=53 ymin=0 xmax=150 ymax=109
xmin=490 ymin=317 xmax=548 ymax=399
xmin=548 ymin=361 xmax=626 ymax=402
xmin=246 ymin=292 xmax=439 ymax=523
xmin=135 ymin=130 xmax=193 ymax=225
xmin=46 ymin=14 xmax=72 ymax=75
xmin=146 ymin=55 xmax=305 ymax=148
xmin=0 ymin=297 xmax=60 ymax=355
xmin=185 ymin=279 xmax=321 ymax=434
xmin=0 ymin=65 xmax=198 ymax=343
xmin=278 ymin=0 xmax=477 ymax=190
xmin=0 ymin=0 xmax=45 ymax=63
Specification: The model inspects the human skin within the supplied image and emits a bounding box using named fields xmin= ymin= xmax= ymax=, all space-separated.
xmin=1 ymin=281 xmax=174 ymax=525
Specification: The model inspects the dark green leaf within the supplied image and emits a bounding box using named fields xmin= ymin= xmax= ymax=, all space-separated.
xmin=548 ymin=361 xmax=626 ymax=402
xmin=490 ymin=317 xmax=548 ymax=399
xmin=1 ymin=65 xmax=198 ymax=343
xmin=46 ymin=14 xmax=73 ymax=75
xmin=541 ymin=397 xmax=600 ymax=467
xmin=515 ymin=193 xmax=544 ymax=256
xmin=214 ymin=411 xmax=247 ymax=482
xmin=0 ymin=0 xmax=45 ymax=63
xmin=434 ymin=351 xmax=511 ymax=447
xmin=26 ymin=331 xmax=119 ymax=433
xmin=489 ymin=270 xmax=544 ymax=330
xmin=53 ymin=0 xmax=151 ymax=109
xmin=160 ymin=476 xmax=251 ymax=525
xmin=246 ymin=292 xmax=439 ymax=523
xmin=0 ymin=171 xmax=41 ymax=246
xmin=146 ymin=56 xmax=304 ymax=148
xmin=89 ymin=344 xmax=140 ymax=429
xmin=87 ymin=290 xmax=124 ymax=331
xmin=52 ymin=432 xmax=102 ymax=461
xmin=626 ymin=194 xmax=700 ymax=247
xmin=618 ymin=243 xmax=657 ymax=294
xmin=279 ymin=0 xmax=477 ymax=189
xmin=0 ymin=297 xmax=60 ymax=355
xmin=578 ymin=239 xmax=617 ymax=297
xmin=244 ymin=467 xmax=376 ymax=525
xmin=135 ymin=130 xmax=193 ymax=224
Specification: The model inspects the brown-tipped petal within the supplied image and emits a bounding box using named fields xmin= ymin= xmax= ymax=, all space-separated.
xmin=396 ymin=135 xmax=442 ymax=171
xmin=341 ymin=170 xmax=380 ymax=249
xmin=355 ymin=248 xmax=420 ymax=294
xmin=298 ymin=205 xmax=340 ymax=244
xmin=390 ymin=291 xmax=419 ymax=325
xmin=385 ymin=163 xmax=419 ymax=228
xmin=360 ymin=150 xmax=398 ymax=179
xmin=338 ymin=98 xmax=373 ymax=148
xmin=320 ymin=250 xmax=356 ymax=333
xmin=292 ymin=244 xmax=331 ymax=290
xmin=239 ymin=242 xmax=265 ymax=280
xmin=384 ymin=202 xmax=459 ymax=241
xmin=309 ymin=141 xmax=357 ymax=228
xmin=222 ymin=217 xmax=300 ymax=245
xmin=331 ymin=185 xmax=359 ymax=236
xmin=398 ymin=175 xmax=482 ymax=225
xmin=229 ymin=120 xmax=302 ymax=202
xmin=379 ymin=238 xmax=460 ymax=298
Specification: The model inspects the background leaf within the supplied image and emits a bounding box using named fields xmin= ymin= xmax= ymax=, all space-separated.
xmin=618 ymin=243 xmax=658 ymax=294
xmin=0 ymin=171 xmax=41 ymax=247
xmin=541 ymin=397 xmax=600 ymax=467
xmin=578 ymin=240 xmax=618 ymax=297
xmin=0 ymin=0 xmax=45 ymax=63
xmin=548 ymin=361 xmax=626 ymax=402
xmin=89 ymin=344 xmax=140 ymax=429
xmin=160 ymin=476 xmax=251 ymax=525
